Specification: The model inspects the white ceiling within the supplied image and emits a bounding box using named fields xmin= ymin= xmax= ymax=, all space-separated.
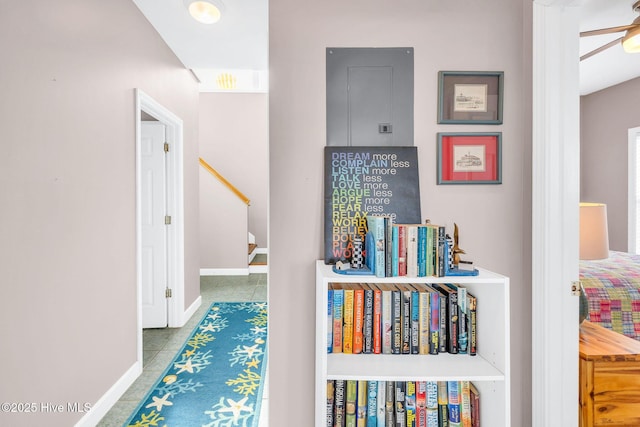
xmin=580 ymin=0 xmax=640 ymax=95
xmin=131 ymin=0 xmax=640 ymax=95
xmin=132 ymin=0 xmax=268 ymax=92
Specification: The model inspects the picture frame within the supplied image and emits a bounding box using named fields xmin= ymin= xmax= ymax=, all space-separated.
xmin=437 ymin=132 xmax=502 ymax=184
xmin=438 ymin=71 xmax=504 ymax=124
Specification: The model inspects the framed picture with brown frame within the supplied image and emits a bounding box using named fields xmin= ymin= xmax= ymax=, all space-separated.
xmin=438 ymin=71 xmax=504 ymax=124
xmin=437 ymin=132 xmax=502 ymax=184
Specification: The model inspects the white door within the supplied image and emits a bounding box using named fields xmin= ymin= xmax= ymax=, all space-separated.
xmin=141 ymin=121 xmax=168 ymax=328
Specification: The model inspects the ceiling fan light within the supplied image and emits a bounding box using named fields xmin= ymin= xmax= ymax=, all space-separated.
xmin=623 ymin=18 xmax=640 ymax=53
xmin=186 ymin=0 xmax=224 ymax=24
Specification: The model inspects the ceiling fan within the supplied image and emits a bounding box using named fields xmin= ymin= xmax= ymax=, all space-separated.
xmin=580 ymin=0 xmax=640 ymax=61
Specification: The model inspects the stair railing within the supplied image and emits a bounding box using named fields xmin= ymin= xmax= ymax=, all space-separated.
xmin=199 ymin=157 xmax=250 ymax=206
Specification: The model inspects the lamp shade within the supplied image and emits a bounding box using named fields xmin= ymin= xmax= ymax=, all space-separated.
xmin=185 ymin=0 xmax=224 ymax=24
xmin=622 ymin=19 xmax=640 ymax=53
xmin=579 ymin=202 xmax=610 ymax=260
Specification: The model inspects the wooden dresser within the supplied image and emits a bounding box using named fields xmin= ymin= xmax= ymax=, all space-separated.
xmin=579 ymin=320 xmax=640 ymax=426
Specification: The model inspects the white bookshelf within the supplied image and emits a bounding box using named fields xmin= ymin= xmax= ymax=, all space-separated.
xmin=315 ymin=260 xmax=510 ymax=426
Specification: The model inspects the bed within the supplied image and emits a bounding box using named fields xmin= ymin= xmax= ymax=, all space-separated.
xmin=580 ymin=250 xmax=640 ymax=341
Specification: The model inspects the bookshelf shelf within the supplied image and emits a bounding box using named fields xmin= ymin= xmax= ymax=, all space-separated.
xmin=315 ymin=260 xmax=511 ymax=426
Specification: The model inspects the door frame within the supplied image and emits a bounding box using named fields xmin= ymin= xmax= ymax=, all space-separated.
xmin=135 ymin=89 xmax=185 ymax=345
xmin=532 ymin=1 xmax=580 ymax=426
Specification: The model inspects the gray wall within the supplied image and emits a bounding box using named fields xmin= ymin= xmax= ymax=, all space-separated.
xmin=269 ymin=0 xmax=533 ymax=425
xmin=0 ymin=1 xmax=200 ymax=425
xmin=581 ymin=76 xmax=640 ymax=252
xmin=199 ymin=93 xmax=269 ymax=251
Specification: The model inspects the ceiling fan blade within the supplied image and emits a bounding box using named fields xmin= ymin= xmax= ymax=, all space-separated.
xmin=580 ymin=24 xmax=637 ymax=37
xmin=580 ymin=37 xmax=623 ymax=61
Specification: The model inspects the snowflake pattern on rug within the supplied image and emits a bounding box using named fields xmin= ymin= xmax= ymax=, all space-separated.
xmin=125 ymin=302 xmax=268 ymax=427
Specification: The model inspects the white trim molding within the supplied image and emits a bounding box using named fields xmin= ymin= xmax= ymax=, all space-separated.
xmin=532 ymin=2 xmax=581 ymax=427
xmin=200 ymin=268 xmax=250 ymax=276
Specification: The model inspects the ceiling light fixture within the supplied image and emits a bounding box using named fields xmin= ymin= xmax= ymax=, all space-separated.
xmin=623 ymin=16 xmax=640 ymax=53
xmin=216 ymin=72 xmax=237 ymax=90
xmin=184 ymin=0 xmax=225 ymax=24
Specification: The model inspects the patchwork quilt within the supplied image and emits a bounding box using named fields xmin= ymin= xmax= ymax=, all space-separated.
xmin=580 ymin=250 xmax=640 ymax=340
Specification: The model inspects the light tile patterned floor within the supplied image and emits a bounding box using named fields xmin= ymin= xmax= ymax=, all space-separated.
xmin=97 ymin=274 xmax=268 ymax=426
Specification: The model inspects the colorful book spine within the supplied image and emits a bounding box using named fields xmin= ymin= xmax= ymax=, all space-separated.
xmin=363 ymin=285 xmax=374 ymax=354
xmin=406 ymin=225 xmax=418 ymax=278
xmin=328 ymin=288 xmax=334 ymax=353
xmin=406 ymin=381 xmax=417 ymax=427
xmin=447 ymin=381 xmax=461 ymax=427
xmin=401 ymin=286 xmax=412 ymax=354
xmin=353 ymin=285 xmax=364 ymax=354
xmin=416 ymin=381 xmax=427 ymax=427
xmin=410 ymin=287 xmax=420 ymax=354
xmin=417 ymin=226 xmax=427 ymax=277
xmin=335 ymin=379 xmax=346 ymax=427
xmin=425 ymin=225 xmax=434 ymax=277
xmin=327 ymin=380 xmax=335 ymax=427
xmin=454 ymin=284 xmax=468 ymax=355
xmin=367 ymin=215 xmax=386 ymax=278
xmin=468 ymin=293 xmax=477 ymax=356
xmin=385 ymin=216 xmax=393 ymax=278
xmin=332 ymin=285 xmax=344 ymax=353
xmin=395 ymin=381 xmax=406 ymax=427
xmin=343 ymin=286 xmax=355 ymax=354
xmin=357 ymin=380 xmax=368 ymax=427
xmin=418 ymin=286 xmax=431 ymax=355
xmin=398 ymin=224 xmax=407 ymax=276
xmin=437 ymin=381 xmax=448 ymax=427
xmin=367 ymin=380 xmax=378 ymax=426
xmin=433 ymin=284 xmax=458 ymax=354
xmin=385 ymin=381 xmax=395 ymax=426
xmin=436 ymin=226 xmax=446 ymax=277
xmin=426 ymin=381 xmax=439 ymax=427
xmin=392 ymin=225 xmax=399 ymax=277
xmin=460 ymin=381 xmax=471 ymax=427
xmin=426 ymin=286 xmax=440 ymax=355
xmin=346 ymin=380 xmax=357 ymax=427
xmin=372 ymin=285 xmax=382 ymax=354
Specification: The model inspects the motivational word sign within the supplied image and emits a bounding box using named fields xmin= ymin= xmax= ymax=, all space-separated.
xmin=324 ymin=146 xmax=421 ymax=264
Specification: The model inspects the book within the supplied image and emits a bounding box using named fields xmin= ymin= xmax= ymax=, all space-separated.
xmin=363 ymin=284 xmax=374 ymax=354
xmin=406 ymin=381 xmax=417 ymax=427
xmin=332 ymin=284 xmax=344 ymax=353
xmin=328 ymin=288 xmax=334 ymax=353
xmin=426 ymin=381 xmax=438 ymax=427
xmin=367 ymin=215 xmax=387 ymax=278
xmin=410 ymin=285 xmax=420 ymax=354
xmin=447 ymin=381 xmax=461 ymax=427
xmin=367 ymin=380 xmax=378 ymax=426
xmin=416 ymin=284 xmax=430 ymax=355
xmin=327 ymin=380 xmax=335 ymax=427
xmin=406 ymin=224 xmax=419 ymax=278
xmin=400 ymin=284 xmax=412 ymax=354
xmin=436 ymin=225 xmax=446 ymax=277
xmin=395 ymin=381 xmax=406 ymax=427
xmin=357 ymin=380 xmax=368 ymax=427
xmin=467 ymin=293 xmax=477 ymax=356
xmin=385 ymin=381 xmax=396 ymax=427
xmin=353 ymin=284 xmax=365 ymax=354
xmin=423 ymin=285 xmax=440 ymax=355
xmin=379 ymin=283 xmax=394 ymax=354
xmin=397 ymin=224 xmax=407 ymax=276
xmin=416 ymin=381 xmax=427 ymax=427
xmin=334 ymin=379 xmax=346 ymax=427
xmin=346 ymin=380 xmax=358 ymax=427
xmin=343 ymin=284 xmax=355 ymax=354
xmin=417 ymin=225 xmax=428 ymax=277
xmin=385 ymin=216 xmax=394 ymax=277
xmin=377 ymin=381 xmax=387 ymax=425
xmin=432 ymin=284 xmax=459 ymax=354
xmin=460 ymin=381 xmax=471 ymax=427
xmin=437 ymin=381 xmax=449 ymax=427
xmin=391 ymin=284 xmax=403 ymax=354
xmin=372 ymin=284 xmax=383 ymax=354
xmin=469 ymin=382 xmax=480 ymax=427
xmin=392 ymin=225 xmax=399 ymax=277
xmin=447 ymin=283 xmax=468 ymax=355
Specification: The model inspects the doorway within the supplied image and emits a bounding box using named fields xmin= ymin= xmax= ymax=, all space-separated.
xmin=135 ymin=89 xmax=186 ymax=353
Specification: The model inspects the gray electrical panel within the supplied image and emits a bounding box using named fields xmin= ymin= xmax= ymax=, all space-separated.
xmin=326 ymin=47 xmax=414 ymax=146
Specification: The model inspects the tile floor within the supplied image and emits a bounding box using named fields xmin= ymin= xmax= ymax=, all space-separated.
xmin=97 ymin=273 xmax=268 ymax=426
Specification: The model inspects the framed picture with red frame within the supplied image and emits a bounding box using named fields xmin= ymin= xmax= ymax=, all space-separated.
xmin=437 ymin=132 xmax=502 ymax=184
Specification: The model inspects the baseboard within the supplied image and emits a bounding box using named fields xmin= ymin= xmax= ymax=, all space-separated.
xmin=75 ymin=361 xmax=142 ymax=427
xmin=249 ymin=264 xmax=268 ymax=274
xmin=200 ymin=268 xmax=250 ymax=276
xmin=181 ymin=295 xmax=202 ymax=326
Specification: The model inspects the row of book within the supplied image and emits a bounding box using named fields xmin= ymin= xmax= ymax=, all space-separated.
xmin=327 ymin=379 xmax=480 ymax=427
xmin=365 ymin=216 xmax=450 ymax=278
xmin=328 ymin=282 xmax=477 ymax=355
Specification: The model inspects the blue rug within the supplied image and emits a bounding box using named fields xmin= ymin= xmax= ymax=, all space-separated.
xmin=125 ymin=302 xmax=268 ymax=427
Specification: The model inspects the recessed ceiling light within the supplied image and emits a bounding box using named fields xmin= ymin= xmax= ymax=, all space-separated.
xmin=184 ymin=0 xmax=225 ymax=24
